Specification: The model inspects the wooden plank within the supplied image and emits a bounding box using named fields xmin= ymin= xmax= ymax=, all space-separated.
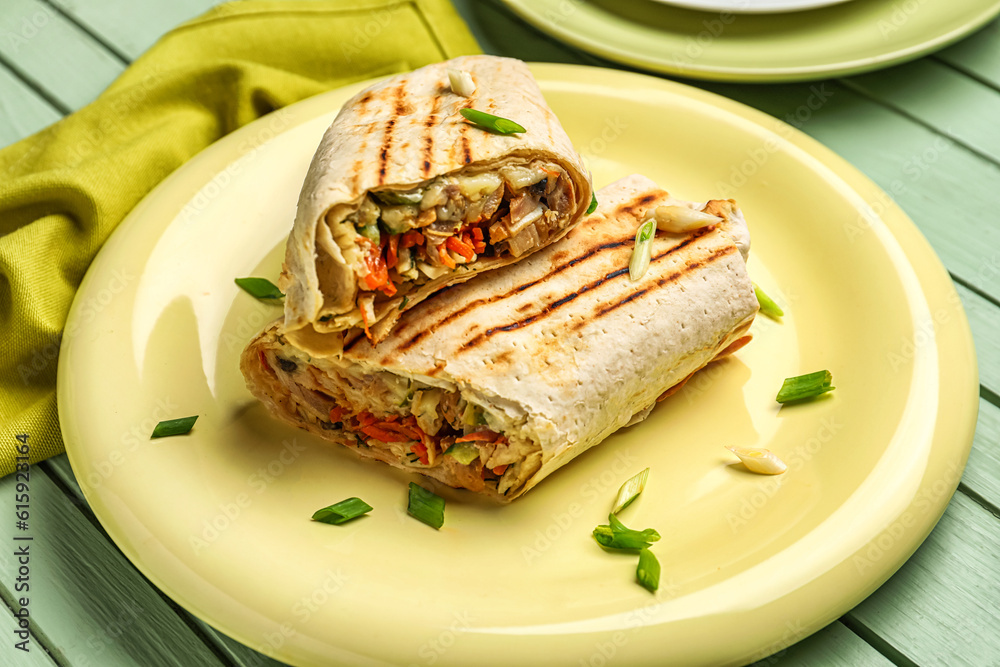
xmin=937 ymin=17 xmax=1000 ymax=89
xmin=0 ymin=466 xmax=227 ymax=667
xmin=846 ymin=491 xmax=1000 ymax=665
xmin=453 ymin=0 xmax=607 ymax=66
xmin=964 ymin=398 xmax=1000 ymax=515
xmin=0 ymin=63 xmax=61 ymax=147
xmin=43 ymin=455 xmax=287 ymax=667
xmin=0 ymin=599 xmax=59 ymax=666
xmin=47 ymin=0 xmax=222 ymax=62
xmin=699 ymin=80 xmax=1000 ymax=304
xmin=844 ymin=59 xmax=1000 ymax=164
xmin=759 ymin=621 xmax=893 ymax=667
xmin=0 ymin=0 xmax=123 ymax=110
xmin=957 ymin=283 xmax=1000 ymax=395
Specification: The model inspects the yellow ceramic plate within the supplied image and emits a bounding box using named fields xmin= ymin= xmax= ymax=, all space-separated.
xmin=498 ymin=0 xmax=1000 ymax=82
xmin=59 ymin=65 xmax=977 ymax=666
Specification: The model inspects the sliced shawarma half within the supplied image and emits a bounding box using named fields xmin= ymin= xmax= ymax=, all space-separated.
xmin=280 ymin=55 xmax=593 ymax=346
xmin=244 ymin=174 xmax=758 ymax=501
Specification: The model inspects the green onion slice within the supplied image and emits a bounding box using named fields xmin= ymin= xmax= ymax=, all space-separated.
xmin=234 ymin=277 xmax=283 ymax=300
xmin=311 ymin=497 xmax=372 ymax=525
xmin=629 ymin=216 xmax=656 ymax=281
xmin=407 ymin=482 xmax=445 ymax=529
xmin=150 ymin=415 xmax=198 ymax=438
xmin=612 ymin=467 xmax=650 ymax=515
xmin=372 ymin=190 xmax=424 ymax=206
xmin=753 ymin=282 xmax=784 ymax=319
xmin=444 ymin=442 xmax=479 ymax=465
xmin=587 ymin=192 xmax=598 ymax=215
xmin=776 ymin=370 xmax=835 ymax=404
xmin=636 ymin=548 xmax=660 ymax=593
xmin=357 ymin=223 xmax=381 ymax=243
xmin=593 ymin=514 xmax=661 ymax=551
xmin=459 ymin=108 xmax=526 ymax=135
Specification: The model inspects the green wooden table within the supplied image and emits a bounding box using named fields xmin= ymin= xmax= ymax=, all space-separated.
xmin=1 ymin=1 xmax=998 ymax=665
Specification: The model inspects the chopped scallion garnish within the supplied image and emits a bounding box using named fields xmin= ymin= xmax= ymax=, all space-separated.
xmin=459 ymin=108 xmax=525 ymax=135
xmin=311 ymin=497 xmax=372 ymax=525
xmin=753 ymin=282 xmax=784 ymax=319
xmin=593 ymin=514 xmax=661 ymax=551
xmin=587 ymin=192 xmax=598 ymax=215
xmin=612 ymin=467 xmax=650 ymax=514
xmin=150 ymin=415 xmax=198 ymax=438
xmin=636 ymin=548 xmax=660 ymax=593
xmin=407 ymin=482 xmax=445 ymax=529
xmin=235 ymin=277 xmax=283 ymax=300
xmin=398 ymin=296 xmax=409 ymax=311
xmin=775 ymin=370 xmax=834 ymax=404
xmin=629 ymin=216 xmax=656 ymax=281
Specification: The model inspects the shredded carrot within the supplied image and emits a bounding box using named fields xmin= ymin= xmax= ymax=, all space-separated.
xmin=471 ymin=227 xmax=486 ymax=253
xmin=400 ymin=230 xmax=425 ymax=249
xmin=363 ymin=244 xmax=388 ymax=290
xmin=386 ymin=234 xmax=399 ymax=269
xmin=410 ymin=443 xmax=430 ymax=465
xmin=378 ymin=276 xmax=397 ymax=297
xmin=456 ymin=429 xmax=501 ymax=443
xmin=437 ymin=243 xmax=457 ymax=269
xmin=446 ymin=235 xmax=475 ymax=261
xmin=360 ymin=425 xmax=405 ymax=442
xmin=357 ymin=411 xmax=378 ymax=427
xmin=359 ymin=302 xmax=372 ymax=339
xmin=492 ymin=464 xmax=508 ymax=476
xmin=329 ymin=406 xmax=347 ymax=423
xmin=259 ymin=350 xmax=272 ymax=374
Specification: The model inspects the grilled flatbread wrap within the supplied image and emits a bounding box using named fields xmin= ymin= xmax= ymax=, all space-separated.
xmin=281 ymin=55 xmax=592 ymax=345
xmin=244 ymin=175 xmax=758 ymax=502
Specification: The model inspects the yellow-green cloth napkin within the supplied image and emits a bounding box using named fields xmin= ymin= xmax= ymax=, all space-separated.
xmin=0 ymin=0 xmax=479 ymax=477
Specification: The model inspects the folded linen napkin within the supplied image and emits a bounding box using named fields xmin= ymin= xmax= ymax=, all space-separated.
xmin=0 ymin=0 xmax=480 ymax=477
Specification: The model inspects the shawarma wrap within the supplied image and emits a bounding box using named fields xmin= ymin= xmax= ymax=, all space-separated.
xmin=281 ymin=55 xmax=592 ymax=345
xmin=244 ymin=175 xmax=758 ymax=501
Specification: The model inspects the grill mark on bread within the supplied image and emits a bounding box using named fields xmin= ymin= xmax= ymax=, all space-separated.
xmin=580 ymin=245 xmax=737 ymax=327
xmin=422 ymin=95 xmax=440 ymax=177
xmin=377 ymin=84 xmax=408 ymax=185
xmin=458 ymin=228 xmax=717 ymax=351
xmin=390 ymin=235 xmax=639 ymax=355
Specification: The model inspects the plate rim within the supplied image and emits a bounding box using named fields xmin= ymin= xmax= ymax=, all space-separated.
xmin=498 ymin=0 xmax=1000 ymax=82
xmin=58 ymin=62 xmax=980 ymax=666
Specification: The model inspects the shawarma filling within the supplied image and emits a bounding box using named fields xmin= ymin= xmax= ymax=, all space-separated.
xmin=259 ymin=341 xmax=543 ymax=497
xmin=329 ymin=161 xmax=575 ymax=334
